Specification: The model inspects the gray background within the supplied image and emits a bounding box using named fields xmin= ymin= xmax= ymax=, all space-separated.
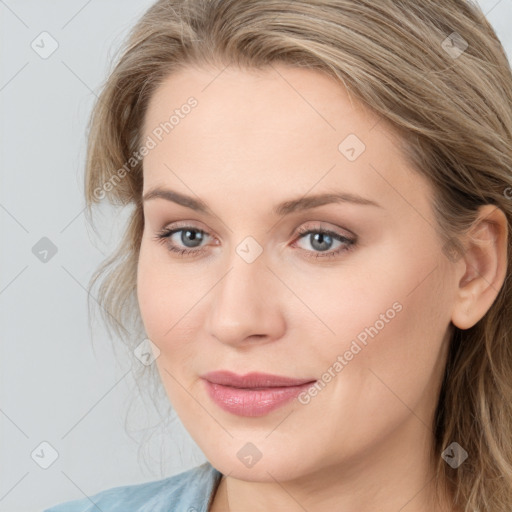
xmin=0 ymin=1 xmax=510 ymax=511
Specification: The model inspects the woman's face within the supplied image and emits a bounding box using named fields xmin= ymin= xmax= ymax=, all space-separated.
xmin=137 ymin=64 xmax=458 ymax=482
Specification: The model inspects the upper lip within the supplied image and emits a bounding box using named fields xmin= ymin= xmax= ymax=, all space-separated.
xmin=201 ymin=370 xmax=316 ymax=388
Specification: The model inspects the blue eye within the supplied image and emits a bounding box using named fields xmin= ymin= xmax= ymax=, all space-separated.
xmin=154 ymin=226 xmax=210 ymax=256
xmin=293 ymin=226 xmax=356 ymax=259
xmin=153 ymin=224 xmax=356 ymax=259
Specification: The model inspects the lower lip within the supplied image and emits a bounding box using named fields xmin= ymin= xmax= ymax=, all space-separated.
xmin=203 ymin=379 xmax=314 ymax=417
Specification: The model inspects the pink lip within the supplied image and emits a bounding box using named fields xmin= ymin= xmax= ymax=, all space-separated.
xmin=201 ymin=371 xmax=316 ymax=417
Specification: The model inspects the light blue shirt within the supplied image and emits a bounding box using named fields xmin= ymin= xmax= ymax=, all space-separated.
xmin=42 ymin=461 xmax=223 ymax=512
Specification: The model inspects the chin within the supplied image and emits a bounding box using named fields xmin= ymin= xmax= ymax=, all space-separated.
xmin=209 ymin=449 xmax=311 ymax=482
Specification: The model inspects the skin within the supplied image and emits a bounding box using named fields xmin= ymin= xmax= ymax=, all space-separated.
xmin=136 ymin=64 xmax=508 ymax=512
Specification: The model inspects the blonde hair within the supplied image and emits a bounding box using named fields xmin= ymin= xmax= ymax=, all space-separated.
xmin=84 ymin=1 xmax=512 ymax=510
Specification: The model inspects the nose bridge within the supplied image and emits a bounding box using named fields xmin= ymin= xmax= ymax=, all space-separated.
xmin=205 ymin=244 xmax=285 ymax=345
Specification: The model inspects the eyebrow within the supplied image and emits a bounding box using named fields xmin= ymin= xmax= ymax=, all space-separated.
xmin=142 ymin=187 xmax=382 ymax=216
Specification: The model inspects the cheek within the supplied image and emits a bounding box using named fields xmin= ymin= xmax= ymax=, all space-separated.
xmin=136 ymin=245 xmax=197 ymax=405
xmin=326 ymin=261 xmax=450 ymax=421
xmin=306 ymin=241 xmax=451 ymax=393
xmin=137 ymin=239 xmax=181 ymax=342
xmin=136 ymin=237 xmax=209 ymax=370
xmin=296 ymin=267 xmax=451 ymax=463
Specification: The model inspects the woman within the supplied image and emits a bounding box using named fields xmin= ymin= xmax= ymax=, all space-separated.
xmin=44 ymin=0 xmax=512 ymax=511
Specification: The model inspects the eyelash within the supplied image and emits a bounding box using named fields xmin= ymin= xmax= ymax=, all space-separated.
xmin=153 ymin=223 xmax=356 ymax=260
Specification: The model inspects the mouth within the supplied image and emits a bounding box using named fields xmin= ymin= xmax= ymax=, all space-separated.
xmin=200 ymin=370 xmax=317 ymax=417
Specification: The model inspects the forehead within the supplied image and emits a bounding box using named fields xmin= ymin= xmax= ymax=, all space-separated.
xmin=141 ymin=64 xmax=432 ymax=219
xmin=143 ymin=64 xmax=378 ymax=146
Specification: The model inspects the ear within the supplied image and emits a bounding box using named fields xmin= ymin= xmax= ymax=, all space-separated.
xmin=450 ymin=204 xmax=508 ymax=330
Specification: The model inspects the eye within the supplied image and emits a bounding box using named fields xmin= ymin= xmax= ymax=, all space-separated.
xmin=293 ymin=224 xmax=356 ymax=259
xmin=153 ymin=224 xmax=212 ymax=257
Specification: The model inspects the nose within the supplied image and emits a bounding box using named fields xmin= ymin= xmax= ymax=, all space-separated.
xmin=204 ymin=251 xmax=286 ymax=347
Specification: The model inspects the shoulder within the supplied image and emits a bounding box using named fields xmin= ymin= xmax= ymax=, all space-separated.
xmin=42 ymin=461 xmax=222 ymax=512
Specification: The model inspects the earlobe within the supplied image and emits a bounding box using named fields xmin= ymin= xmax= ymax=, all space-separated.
xmin=450 ymin=205 xmax=508 ymax=330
